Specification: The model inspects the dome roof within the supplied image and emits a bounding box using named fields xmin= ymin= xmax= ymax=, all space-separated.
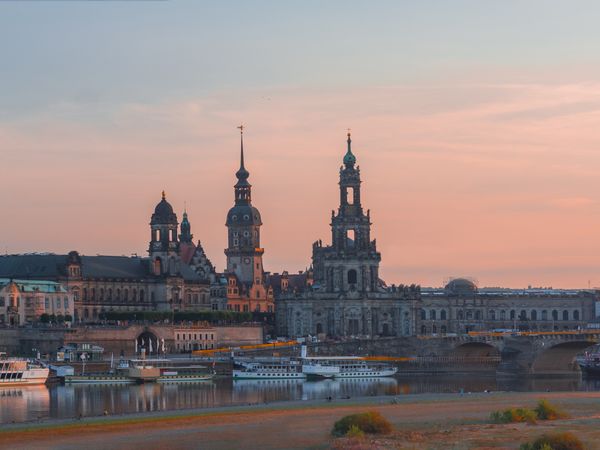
xmin=226 ymin=204 xmax=262 ymax=226
xmin=151 ymin=191 xmax=177 ymax=224
xmin=343 ymin=133 xmax=356 ymax=167
xmin=445 ymin=278 xmax=477 ymax=295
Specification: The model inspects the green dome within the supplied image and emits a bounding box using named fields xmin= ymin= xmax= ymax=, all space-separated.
xmin=343 ymin=133 xmax=356 ymax=167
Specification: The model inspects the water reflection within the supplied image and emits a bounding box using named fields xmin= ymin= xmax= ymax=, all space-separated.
xmin=4 ymin=375 xmax=600 ymax=424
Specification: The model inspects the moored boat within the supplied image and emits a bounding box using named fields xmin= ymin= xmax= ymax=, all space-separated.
xmin=0 ymin=353 xmax=49 ymax=386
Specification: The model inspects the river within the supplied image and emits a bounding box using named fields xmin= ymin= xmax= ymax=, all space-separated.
xmin=3 ymin=375 xmax=600 ymax=424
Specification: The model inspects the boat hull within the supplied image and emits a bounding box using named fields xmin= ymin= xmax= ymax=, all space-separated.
xmin=233 ymin=370 xmax=306 ymax=380
xmin=0 ymin=368 xmax=49 ymax=387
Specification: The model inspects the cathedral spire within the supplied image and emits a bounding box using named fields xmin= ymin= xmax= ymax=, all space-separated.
xmin=236 ymin=124 xmax=249 ymax=183
xmin=343 ymin=130 xmax=356 ymax=168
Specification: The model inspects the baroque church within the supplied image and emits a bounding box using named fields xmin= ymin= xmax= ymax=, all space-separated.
xmin=275 ymin=134 xmax=420 ymax=338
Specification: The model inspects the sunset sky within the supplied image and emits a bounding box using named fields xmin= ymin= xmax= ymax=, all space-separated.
xmin=2 ymin=1 xmax=600 ymax=288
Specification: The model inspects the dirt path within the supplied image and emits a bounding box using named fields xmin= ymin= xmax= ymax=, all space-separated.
xmin=2 ymin=392 xmax=600 ymax=449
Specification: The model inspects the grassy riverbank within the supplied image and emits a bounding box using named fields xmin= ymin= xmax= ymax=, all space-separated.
xmin=2 ymin=391 xmax=600 ymax=449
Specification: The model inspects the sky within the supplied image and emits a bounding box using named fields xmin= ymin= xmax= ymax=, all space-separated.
xmin=2 ymin=1 xmax=600 ymax=288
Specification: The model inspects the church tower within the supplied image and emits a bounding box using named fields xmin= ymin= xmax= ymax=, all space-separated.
xmin=312 ymin=133 xmax=381 ymax=293
xmin=179 ymin=209 xmax=193 ymax=244
xmin=225 ymin=127 xmax=265 ymax=286
xmin=149 ymin=191 xmax=180 ymax=275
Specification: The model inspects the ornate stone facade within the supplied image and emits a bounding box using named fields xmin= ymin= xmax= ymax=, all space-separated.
xmin=276 ymin=134 xmax=419 ymax=338
xmin=419 ymin=278 xmax=597 ymax=335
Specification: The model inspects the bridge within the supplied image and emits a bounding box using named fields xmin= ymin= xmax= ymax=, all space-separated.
xmin=234 ymin=330 xmax=600 ymax=377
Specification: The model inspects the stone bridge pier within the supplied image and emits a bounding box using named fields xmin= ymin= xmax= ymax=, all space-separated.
xmin=496 ymin=334 xmax=599 ymax=377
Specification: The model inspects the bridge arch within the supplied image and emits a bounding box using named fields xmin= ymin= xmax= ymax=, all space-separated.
xmin=451 ymin=341 xmax=501 ymax=358
xmin=532 ymin=340 xmax=598 ymax=375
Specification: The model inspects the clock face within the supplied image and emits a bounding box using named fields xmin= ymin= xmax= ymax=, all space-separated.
xmin=244 ymin=258 xmax=251 ymax=264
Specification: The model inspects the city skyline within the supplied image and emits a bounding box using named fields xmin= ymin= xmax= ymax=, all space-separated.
xmin=3 ymin=2 xmax=600 ymax=288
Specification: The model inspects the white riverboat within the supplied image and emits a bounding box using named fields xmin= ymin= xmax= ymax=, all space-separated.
xmin=0 ymin=353 xmax=49 ymax=386
xmin=233 ymin=359 xmax=306 ymax=379
xmin=233 ymin=347 xmax=397 ymax=380
xmin=302 ymin=357 xmax=397 ymax=378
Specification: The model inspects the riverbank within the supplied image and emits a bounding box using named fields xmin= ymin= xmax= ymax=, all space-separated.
xmin=2 ymin=391 xmax=600 ymax=449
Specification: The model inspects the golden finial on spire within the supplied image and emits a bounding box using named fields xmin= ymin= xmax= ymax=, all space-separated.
xmin=237 ymin=124 xmax=244 ymax=134
xmin=161 ymin=190 xmax=166 ymax=200
xmin=347 ymin=128 xmax=351 ymax=138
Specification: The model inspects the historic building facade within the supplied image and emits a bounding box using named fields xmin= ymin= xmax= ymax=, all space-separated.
xmin=0 ymin=192 xmax=220 ymax=322
xmin=418 ymin=278 xmax=597 ymax=335
xmin=275 ymin=134 xmax=420 ymax=338
xmin=0 ymin=279 xmax=74 ymax=325
xmin=224 ymin=128 xmax=274 ymax=313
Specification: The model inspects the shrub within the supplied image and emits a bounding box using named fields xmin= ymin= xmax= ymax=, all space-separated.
xmin=332 ymin=411 xmax=393 ymax=437
xmin=535 ymin=400 xmax=569 ymax=421
xmin=490 ymin=407 xmax=537 ymax=424
xmin=345 ymin=425 xmax=365 ymax=438
xmin=520 ymin=432 xmax=584 ymax=450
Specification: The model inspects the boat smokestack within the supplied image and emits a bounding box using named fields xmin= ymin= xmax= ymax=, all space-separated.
xmin=300 ymin=345 xmax=307 ymax=358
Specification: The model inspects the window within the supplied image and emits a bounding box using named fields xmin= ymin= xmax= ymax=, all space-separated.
xmin=234 ymin=304 xmax=240 ymax=312
xmin=441 ymin=310 xmax=447 ymax=320
xmin=563 ymin=310 xmax=569 ymax=321
xmin=420 ymin=309 xmax=426 ymax=320
xmin=45 ymin=298 xmax=49 ymax=309
xmin=510 ymin=310 xmax=516 ymax=320
xmin=347 ymin=269 xmax=357 ymax=285
xmin=531 ymin=310 xmax=537 ymax=321
xmin=243 ymin=305 xmax=249 ymax=312
xmin=574 ymin=310 xmax=580 ymax=320
xmin=430 ymin=310 xmax=436 ymax=320
xmin=542 ymin=310 xmax=548 ymax=320
xmin=552 ymin=310 xmax=558 ymax=321
xmin=64 ymin=298 xmax=69 ymax=309
xmin=56 ymin=298 xmax=60 ymax=308
xmin=346 ymin=229 xmax=356 ymax=247
xmin=489 ymin=310 xmax=496 ymax=320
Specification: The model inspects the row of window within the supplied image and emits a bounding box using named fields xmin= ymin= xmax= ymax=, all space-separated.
xmin=176 ymin=332 xmax=214 ymax=341
xmin=226 ymin=304 xmax=273 ymax=312
xmin=82 ymin=287 xmax=147 ymax=303
xmin=420 ymin=308 xmax=581 ymax=321
xmin=0 ymin=296 xmax=69 ymax=309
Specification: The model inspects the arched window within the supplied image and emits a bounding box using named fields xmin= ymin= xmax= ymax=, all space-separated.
xmin=420 ymin=325 xmax=426 ymax=335
xmin=347 ymin=269 xmax=357 ymax=285
xmin=475 ymin=310 xmax=481 ymax=320
xmin=542 ymin=310 xmax=548 ymax=320
xmin=420 ymin=309 xmax=426 ymax=320
xmin=466 ymin=310 xmax=473 ymax=320
xmin=91 ymin=288 xmax=96 ymax=301
xmin=531 ymin=310 xmax=537 ymax=321
xmin=99 ymin=288 xmax=104 ymax=301
xmin=430 ymin=309 xmax=436 ymax=320
xmin=574 ymin=310 xmax=580 ymax=320
xmin=500 ymin=310 xmax=506 ymax=320
xmin=116 ymin=289 xmax=121 ymax=301
xmin=562 ymin=310 xmax=569 ymax=321
xmin=441 ymin=325 xmax=447 ymax=334
xmin=107 ymin=289 xmax=112 ymax=300
xmin=489 ymin=310 xmax=496 ymax=320
xmin=552 ymin=310 xmax=558 ymax=321
xmin=124 ymin=289 xmax=129 ymax=302
xmin=139 ymin=290 xmax=145 ymax=302
xmin=519 ymin=310 xmax=527 ymax=321
xmin=510 ymin=310 xmax=516 ymax=320
xmin=432 ymin=325 xmax=437 ymax=334
xmin=132 ymin=289 xmax=137 ymax=302
xmin=83 ymin=288 xmax=88 ymax=301
xmin=440 ymin=310 xmax=447 ymax=320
